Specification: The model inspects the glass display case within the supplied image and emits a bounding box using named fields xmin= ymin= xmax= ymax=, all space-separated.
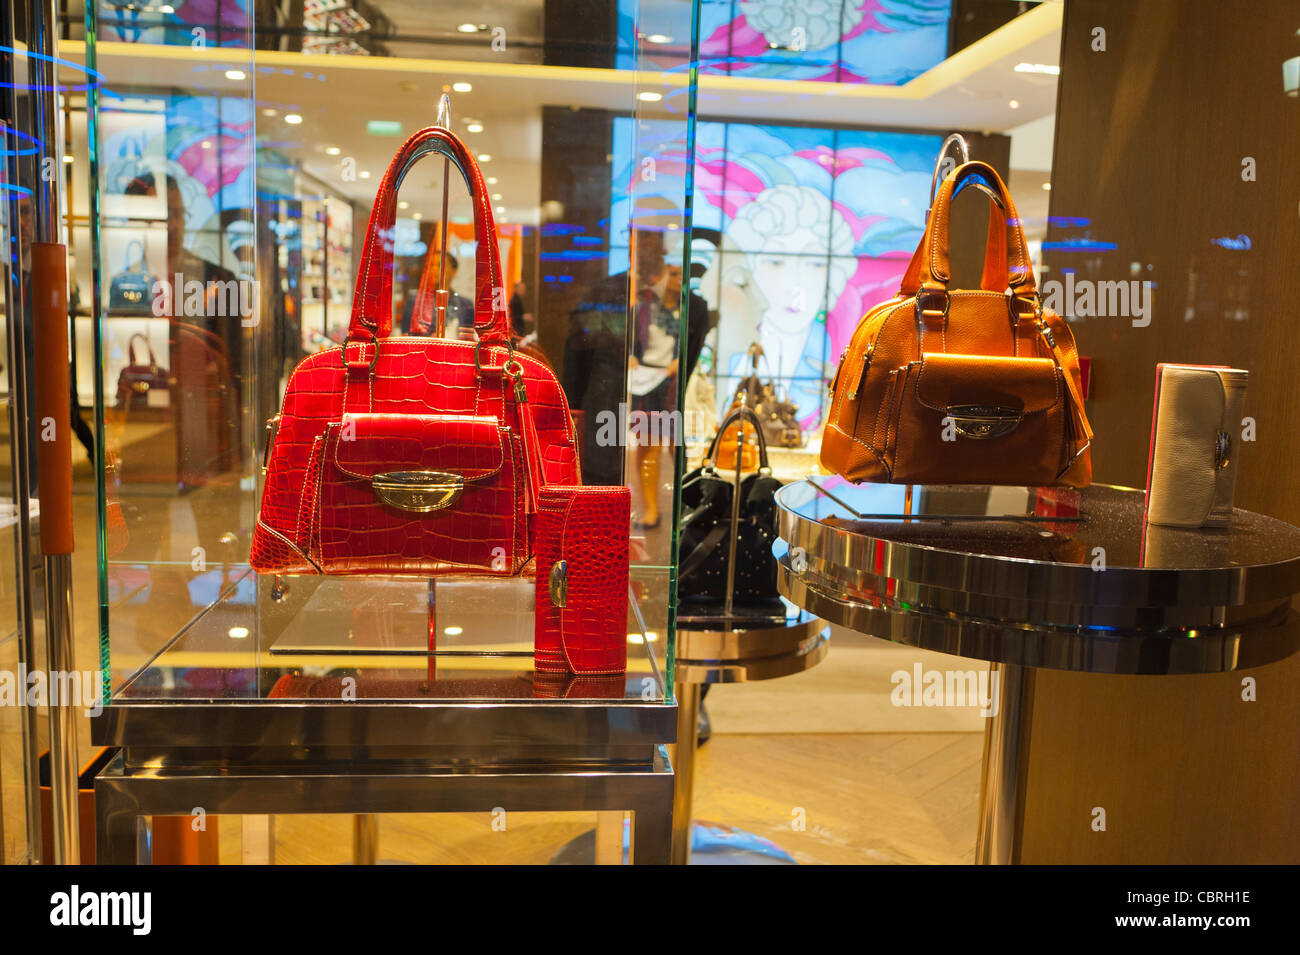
xmin=82 ymin=1 xmax=696 ymax=714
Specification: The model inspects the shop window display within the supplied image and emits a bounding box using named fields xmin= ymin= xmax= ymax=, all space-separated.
xmin=0 ymin=0 xmax=1297 ymax=876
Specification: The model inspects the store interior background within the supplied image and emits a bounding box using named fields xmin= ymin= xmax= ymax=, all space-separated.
xmin=2 ymin=0 xmax=1296 ymax=864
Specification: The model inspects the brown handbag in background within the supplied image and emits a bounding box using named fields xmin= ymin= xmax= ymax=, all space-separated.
xmin=821 ymin=160 xmax=1092 ymax=487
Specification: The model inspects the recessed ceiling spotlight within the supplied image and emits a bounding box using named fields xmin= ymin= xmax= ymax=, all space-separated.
xmin=228 ymin=626 xmax=250 ymax=639
xmin=477 ymin=153 xmax=491 ymax=162
xmin=637 ymin=91 xmax=663 ymax=102
xmin=412 ymin=212 xmax=423 ymax=220
xmin=486 ymin=176 xmax=498 ymax=185
xmin=645 ymin=34 xmax=672 ymax=44
xmin=495 ymin=205 xmax=504 ymax=213
xmin=457 ymin=24 xmax=481 ymax=33
xmin=62 ymin=154 xmax=73 ymax=163
xmin=443 ymin=625 xmax=464 ymax=635
xmin=491 ymin=193 xmax=502 ymax=200
xmin=261 ymin=107 xmax=277 ymax=117
xmin=325 ymin=146 xmax=340 ymax=155
xmin=452 ymin=81 xmax=472 ymax=93
xmin=1008 ymin=99 xmax=1020 ymax=109
xmin=1041 ymin=182 xmax=1052 ymax=191
xmin=466 ymin=122 xmax=483 ymax=133
xmin=284 ymin=113 xmax=303 ymax=124
xmin=201 ymin=141 xmax=213 ymax=149
xmin=225 ymin=69 xmax=246 ymax=81
xmin=398 ymin=201 xmax=409 ymax=209
xmin=359 ymin=170 xmax=371 ymax=179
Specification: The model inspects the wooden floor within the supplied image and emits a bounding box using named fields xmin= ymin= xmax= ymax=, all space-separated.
xmin=211 ymin=730 xmax=983 ymax=865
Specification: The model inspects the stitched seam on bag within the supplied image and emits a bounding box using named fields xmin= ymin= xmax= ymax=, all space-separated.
xmin=929 ymin=168 xmax=1028 ymax=286
xmin=887 ymin=364 xmax=910 ymax=468
xmin=825 ymin=422 xmax=889 ymax=469
xmin=255 ymin=519 xmax=320 ymax=573
xmin=295 ymin=433 xmax=325 ymax=547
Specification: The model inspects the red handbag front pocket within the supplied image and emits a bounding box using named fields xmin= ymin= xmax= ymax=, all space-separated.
xmin=318 ymin=413 xmax=524 ymax=576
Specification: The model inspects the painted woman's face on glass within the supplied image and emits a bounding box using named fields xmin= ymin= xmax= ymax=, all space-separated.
xmin=751 ymin=227 xmax=828 ymax=335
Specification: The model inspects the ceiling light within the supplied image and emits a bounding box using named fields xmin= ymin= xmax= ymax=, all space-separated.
xmin=398 ymin=201 xmax=409 ymax=209
xmin=443 ymin=625 xmax=464 ymax=635
xmin=225 ymin=69 xmax=246 ymax=81
xmin=1042 ymin=182 xmax=1052 ymax=191
xmin=495 ymin=206 xmax=505 ymax=213
xmin=456 ymin=24 xmax=480 ymax=34
xmin=61 ymin=154 xmax=73 ymax=163
xmin=284 ymin=113 xmax=303 ymax=124
xmin=487 ymin=176 xmax=498 ymax=185
xmin=1014 ymin=62 xmax=1061 ymax=75
xmin=159 ymin=4 xmax=174 ymax=12
xmin=359 ymin=170 xmax=371 ymax=179
xmin=466 ymin=122 xmax=483 ymax=133
xmin=1008 ymin=99 xmax=1020 ymax=109
xmin=637 ymin=91 xmax=663 ymax=102
xmin=228 ymin=626 xmax=250 ymax=639
xmin=646 ymin=34 xmax=672 ymax=44
xmin=261 ymin=107 xmax=277 ymax=117
xmin=412 ymin=212 xmax=422 ymax=220
xmin=491 ymin=193 xmax=502 ymax=200
xmin=477 ymin=153 xmax=491 ymax=162
xmin=201 ymin=141 xmax=212 ymax=149
xmin=325 ymin=146 xmax=340 ymax=155
xmin=452 ymin=82 xmax=472 ymax=93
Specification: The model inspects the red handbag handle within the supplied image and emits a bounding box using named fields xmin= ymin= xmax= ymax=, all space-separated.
xmin=348 ymin=126 xmax=508 ymax=344
xmin=900 ymin=160 xmax=1036 ymax=296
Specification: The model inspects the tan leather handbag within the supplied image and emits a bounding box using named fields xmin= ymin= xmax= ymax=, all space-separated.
xmin=821 ymin=160 xmax=1093 ymax=487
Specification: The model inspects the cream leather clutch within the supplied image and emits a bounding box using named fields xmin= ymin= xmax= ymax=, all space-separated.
xmin=1144 ymin=364 xmax=1248 ymax=528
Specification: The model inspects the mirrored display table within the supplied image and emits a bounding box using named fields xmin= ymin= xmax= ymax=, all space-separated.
xmin=776 ymin=478 xmax=1300 ymax=864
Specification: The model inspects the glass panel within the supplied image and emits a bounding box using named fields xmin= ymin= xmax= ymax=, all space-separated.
xmin=87 ymin=1 xmax=696 ymax=705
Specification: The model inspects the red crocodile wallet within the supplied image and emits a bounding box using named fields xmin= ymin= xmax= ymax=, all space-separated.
xmin=534 ymin=485 xmax=630 ymax=674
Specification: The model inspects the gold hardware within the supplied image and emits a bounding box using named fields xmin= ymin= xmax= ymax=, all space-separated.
xmin=1215 ymin=431 xmax=1231 ymax=470
xmin=549 ymin=560 xmax=568 ymax=608
xmin=504 ymin=359 xmax=527 ymax=404
xmin=372 ymin=470 xmax=464 ymax=512
xmin=945 ymin=404 xmax=1024 ymax=440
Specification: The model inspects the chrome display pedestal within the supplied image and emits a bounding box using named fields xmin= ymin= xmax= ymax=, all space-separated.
xmin=776 ymin=479 xmax=1300 ymax=865
xmin=671 ymin=602 xmax=827 ymax=865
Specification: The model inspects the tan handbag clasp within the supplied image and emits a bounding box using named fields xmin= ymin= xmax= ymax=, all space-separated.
xmin=945 ymin=405 xmax=1024 ymax=440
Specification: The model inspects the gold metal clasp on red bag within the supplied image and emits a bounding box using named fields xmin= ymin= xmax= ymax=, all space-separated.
xmin=372 ymin=471 xmax=464 ymax=512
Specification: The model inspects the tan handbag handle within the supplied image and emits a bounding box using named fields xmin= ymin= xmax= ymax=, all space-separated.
xmin=703 ymin=405 xmax=771 ymax=475
xmin=904 ymin=161 xmax=1036 ymax=296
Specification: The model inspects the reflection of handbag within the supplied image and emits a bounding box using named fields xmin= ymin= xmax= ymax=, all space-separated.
xmin=678 ymin=407 xmax=783 ymax=603
xmin=108 ymin=239 xmax=156 ymax=313
xmin=115 ymin=333 xmax=169 ymax=411
xmin=251 ymin=127 xmax=580 ymax=577
xmin=822 ymin=161 xmax=1093 ymax=486
xmin=1144 ymin=364 xmax=1247 ymax=528
xmin=173 ymin=324 xmax=238 ymax=485
xmin=733 ymin=344 xmax=803 ymax=448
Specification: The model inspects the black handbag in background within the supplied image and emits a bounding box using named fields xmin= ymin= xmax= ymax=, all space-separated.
xmin=678 ymin=406 xmax=783 ymax=604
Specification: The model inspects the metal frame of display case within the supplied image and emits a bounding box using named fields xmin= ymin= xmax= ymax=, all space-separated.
xmin=93 ymin=676 xmax=678 ymax=864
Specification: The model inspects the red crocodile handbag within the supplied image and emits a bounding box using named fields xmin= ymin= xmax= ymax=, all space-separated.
xmin=251 ymin=126 xmax=580 ymax=576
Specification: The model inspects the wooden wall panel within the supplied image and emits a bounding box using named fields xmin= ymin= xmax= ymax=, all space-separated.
xmin=1019 ymin=0 xmax=1300 ymax=864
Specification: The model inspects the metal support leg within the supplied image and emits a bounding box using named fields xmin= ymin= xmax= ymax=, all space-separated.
xmin=352 ymin=814 xmax=378 ymax=865
xmin=670 ymin=682 xmax=701 ymax=864
xmin=975 ymin=662 xmax=1036 ymax=864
